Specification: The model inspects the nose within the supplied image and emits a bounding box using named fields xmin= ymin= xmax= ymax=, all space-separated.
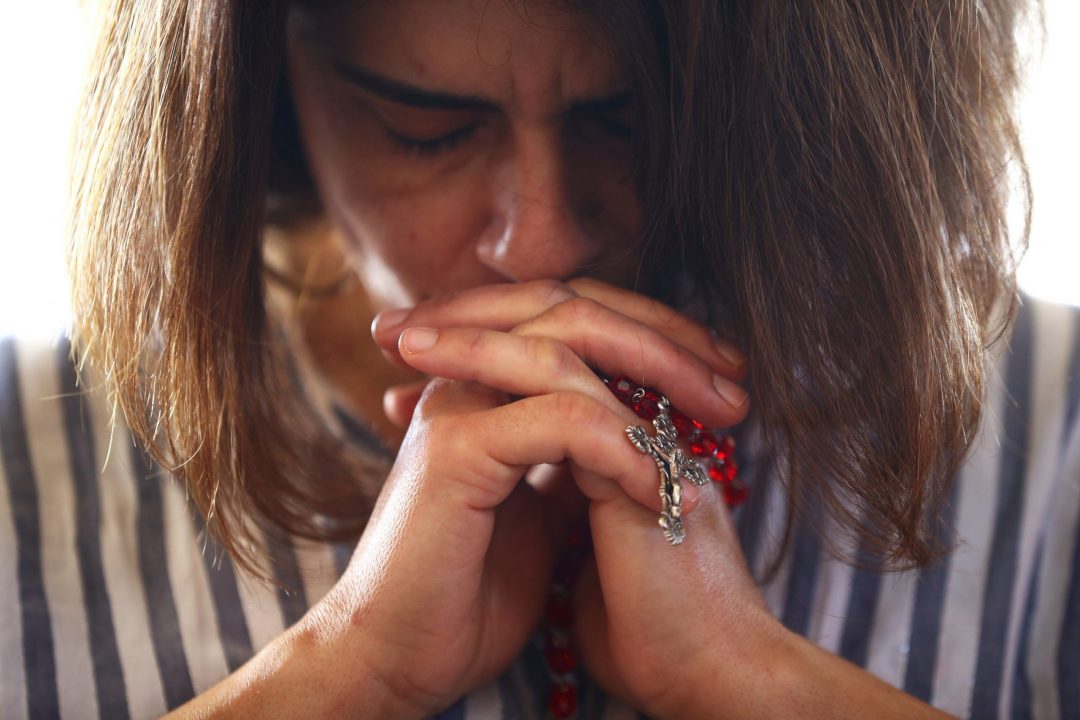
xmin=476 ymin=127 xmax=603 ymax=282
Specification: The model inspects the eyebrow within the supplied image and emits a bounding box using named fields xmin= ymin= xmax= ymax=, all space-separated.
xmin=334 ymin=62 xmax=498 ymax=110
xmin=569 ymin=91 xmax=633 ymax=115
xmin=333 ymin=61 xmax=632 ymax=114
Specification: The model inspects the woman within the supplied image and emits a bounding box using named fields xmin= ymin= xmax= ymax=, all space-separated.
xmin=3 ymin=0 xmax=1076 ymax=717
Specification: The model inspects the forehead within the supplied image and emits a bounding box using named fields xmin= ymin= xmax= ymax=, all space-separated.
xmin=290 ymin=0 xmax=625 ymax=112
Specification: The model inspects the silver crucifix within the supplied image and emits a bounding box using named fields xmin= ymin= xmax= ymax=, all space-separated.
xmin=624 ymin=391 xmax=709 ymax=545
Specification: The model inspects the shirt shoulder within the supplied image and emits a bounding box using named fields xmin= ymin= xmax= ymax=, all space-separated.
xmin=0 ymin=331 xmax=354 ymax=718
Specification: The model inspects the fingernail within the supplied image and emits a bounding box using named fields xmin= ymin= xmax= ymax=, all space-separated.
xmin=374 ymin=307 xmax=410 ymax=333
xmin=681 ymin=480 xmax=701 ymax=511
xmin=401 ymin=327 xmax=438 ymax=353
xmin=713 ymin=374 xmax=749 ymax=409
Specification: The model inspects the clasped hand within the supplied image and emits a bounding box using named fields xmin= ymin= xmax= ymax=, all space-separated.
xmin=311 ymin=279 xmax=778 ymax=719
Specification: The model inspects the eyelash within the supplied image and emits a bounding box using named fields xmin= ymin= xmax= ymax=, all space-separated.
xmin=386 ymin=124 xmax=479 ymax=157
xmin=592 ymin=115 xmax=633 ymax=141
xmin=384 ymin=113 xmax=632 ymax=159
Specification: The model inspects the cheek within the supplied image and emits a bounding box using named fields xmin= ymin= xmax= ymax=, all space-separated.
xmin=338 ymin=163 xmax=493 ymax=250
xmin=333 ymin=167 xmax=499 ymax=300
xmin=287 ymin=62 xmax=492 ymax=282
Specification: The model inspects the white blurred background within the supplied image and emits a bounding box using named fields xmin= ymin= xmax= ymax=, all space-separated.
xmin=0 ymin=2 xmax=1076 ymax=337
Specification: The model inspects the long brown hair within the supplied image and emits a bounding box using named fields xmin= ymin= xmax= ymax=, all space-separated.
xmin=70 ymin=0 xmax=1030 ymax=577
xmin=659 ymin=1 xmax=1031 ymax=568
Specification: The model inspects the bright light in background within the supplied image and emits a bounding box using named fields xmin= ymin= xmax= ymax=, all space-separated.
xmin=0 ymin=2 xmax=89 ymax=337
xmin=0 ymin=2 xmax=1077 ymax=338
xmin=1015 ymin=1 xmax=1080 ymax=306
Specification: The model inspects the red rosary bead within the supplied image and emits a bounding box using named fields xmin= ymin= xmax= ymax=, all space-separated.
xmin=609 ymin=376 xmax=635 ymax=403
xmin=546 ymin=595 xmax=574 ymax=627
xmin=716 ymin=434 xmax=735 ymax=461
xmin=548 ymin=684 xmax=578 ymax=718
xmin=670 ymin=408 xmax=703 ymax=436
xmin=630 ymin=388 xmax=660 ymax=423
xmin=543 ymin=529 xmax=589 ymax=719
xmin=705 ymin=457 xmax=735 ymax=481
xmin=723 ymin=478 xmax=750 ymax=506
xmin=632 ymin=393 xmax=661 ymax=420
xmin=545 ymin=641 xmax=578 ymax=674
xmin=604 ymin=374 xmax=747 ymax=507
xmin=688 ymin=431 xmax=719 ymax=458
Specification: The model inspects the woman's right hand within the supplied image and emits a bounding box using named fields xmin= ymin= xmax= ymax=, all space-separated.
xmin=314 ymin=365 xmax=723 ymax=713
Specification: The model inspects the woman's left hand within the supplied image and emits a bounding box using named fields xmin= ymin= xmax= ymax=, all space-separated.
xmin=569 ymin=468 xmax=780 ymax=718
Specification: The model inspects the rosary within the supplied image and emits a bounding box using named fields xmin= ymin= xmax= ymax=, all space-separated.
xmin=542 ymin=375 xmax=747 ymax=718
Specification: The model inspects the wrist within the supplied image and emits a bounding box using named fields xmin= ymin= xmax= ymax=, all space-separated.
xmin=679 ymin=618 xmax=954 ymax=720
xmin=163 ymin=605 xmax=425 ymax=720
xmin=667 ymin=609 xmax=805 ymax=720
xmin=281 ymin=594 xmax=434 ymax=720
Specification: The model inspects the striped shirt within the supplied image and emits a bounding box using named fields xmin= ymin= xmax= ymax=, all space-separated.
xmin=1 ymin=294 xmax=1078 ymax=719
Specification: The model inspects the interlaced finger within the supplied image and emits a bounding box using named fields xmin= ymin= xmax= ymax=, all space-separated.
xmin=371 ymin=279 xmax=746 ymax=381
xmin=440 ymin=390 xmax=678 ymax=515
xmin=398 ymin=325 xmax=631 ymax=419
xmin=511 ymin=296 xmax=747 ymax=426
xmin=398 ymin=303 xmax=746 ymax=431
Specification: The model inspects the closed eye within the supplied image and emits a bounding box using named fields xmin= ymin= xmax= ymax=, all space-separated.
xmin=385 ymin=123 xmax=480 ymax=157
xmin=588 ymin=113 xmax=633 ymax=141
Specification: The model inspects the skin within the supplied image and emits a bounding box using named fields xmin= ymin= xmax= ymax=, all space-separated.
xmin=170 ymin=1 xmax=954 ymax=717
xmin=285 ymin=0 xmax=647 ymax=310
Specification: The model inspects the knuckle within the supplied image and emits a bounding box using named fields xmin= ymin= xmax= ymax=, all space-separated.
xmin=565 ymin=276 xmax=603 ymax=295
xmin=464 ymin=327 xmax=488 ymax=356
xmin=523 ymin=335 xmax=579 ymax=376
xmin=551 ymin=391 xmax=602 ymax=429
xmin=550 ymin=341 xmax=583 ymax=377
xmin=534 ymin=279 xmax=577 ymax=307
xmin=411 ymin=377 xmax=453 ymax=420
xmin=666 ymin=339 xmax=700 ymax=370
xmin=551 ymin=295 xmax=601 ymax=324
xmin=420 ymin=412 xmax=473 ymax=461
xmin=414 ymin=288 xmax=463 ymax=318
xmin=647 ymin=299 xmax=692 ymax=330
xmin=436 ymin=288 xmax=464 ymax=307
xmin=431 ymin=416 xmax=467 ymax=454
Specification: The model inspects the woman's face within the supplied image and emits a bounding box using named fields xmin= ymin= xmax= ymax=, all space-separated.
xmin=286 ymin=0 xmax=645 ymax=311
